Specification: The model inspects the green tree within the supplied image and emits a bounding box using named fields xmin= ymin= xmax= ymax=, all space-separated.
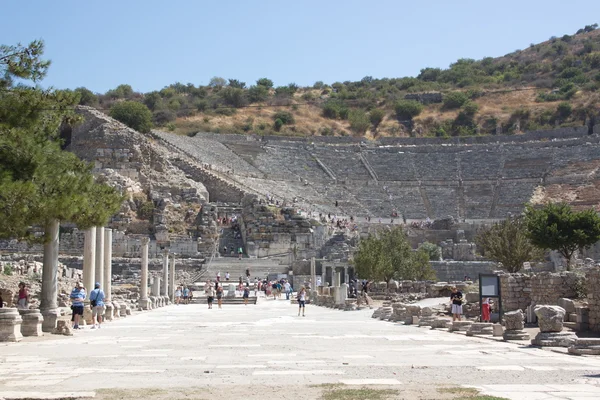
xmin=106 ymin=84 xmax=134 ymax=99
xmin=272 ymin=111 xmax=295 ymax=125
xmin=0 ymin=40 xmax=50 ymax=88
xmin=109 ymin=101 xmax=153 ymax=133
xmin=247 ymin=85 xmax=270 ymax=103
xmin=556 ymin=102 xmax=572 ymax=119
xmin=524 ymin=202 xmax=600 ymax=270
xmin=73 ymin=87 xmax=98 ymax=106
xmin=353 ymin=227 xmax=436 ymax=290
xmin=256 ymin=78 xmax=274 ymax=88
xmin=208 ymin=76 xmax=227 ymax=88
xmin=476 ymin=217 xmax=543 ymax=272
xmin=442 ymin=92 xmax=469 ymax=109
xmin=348 ymin=109 xmax=370 ymax=135
xmin=228 ymin=79 xmax=246 ymax=89
xmin=219 ymin=87 xmax=246 ymax=108
xmin=394 ymin=100 xmax=423 ymax=122
xmin=369 ymin=109 xmax=385 ymax=128
xmin=418 ymin=241 xmax=441 ymax=261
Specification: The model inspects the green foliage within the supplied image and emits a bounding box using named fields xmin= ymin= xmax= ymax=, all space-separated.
xmin=418 ymin=242 xmax=441 ymax=261
xmin=348 ymin=109 xmax=370 ymax=134
xmin=322 ymin=101 xmax=349 ymax=120
xmin=247 ymin=85 xmax=270 ymax=103
xmin=219 ymin=87 xmax=246 ymax=108
xmin=0 ymin=40 xmax=50 ymax=88
xmin=369 ymin=108 xmax=385 ymax=128
xmin=475 ymin=217 xmax=543 ymax=273
xmin=208 ymin=76 xmax=227 ymax=88
xmin=74 ymin=87 xmax=98 ymax=106
xmin=272 ymin=111 xmax=295 ymax=125
xmin=152 ymin=109 xmax=177 ymax=125
xmin=106 ymin=84 xmax=134 ymax=99
xmin=274 ymin=118 xmax=284 ymax=132
xmin=228 ymin=79 xmax=246 ymax=89
xmin=256 ymin=78 xmax=274 ymax=88
xmin=443 ymin=91 xmax=469 ymax=109
xmin=3 ymin=264 xmax=13 ymax=275
xmin=525 ymin=202 xmax=600 ymax=270
xmin=556 ymin=102 xmax=572 ymax=119
xmin=352 ymin=227 xmax=436 ymax=286
xmin=394 ymin=100 xmax=423 ymax=121
xmin=109 ymin=101 xmax=153 ymax=133
xmin=137 ymin=200 xmax=154 ymax=221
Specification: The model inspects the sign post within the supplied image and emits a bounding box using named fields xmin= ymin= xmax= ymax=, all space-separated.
xmin=479 ymin=273 xmax=502 ymax=323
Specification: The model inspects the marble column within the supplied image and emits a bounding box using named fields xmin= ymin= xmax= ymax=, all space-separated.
xmin=169 ymin=256 xmax=176 ymax=300
xmin=152 ymin=277 xmax=161 ymax=297
xmin=162 ymin=249 xmax=169 ymax=300
xmin=83 ymin=227 xmax=96 ymax=294
xmin=95 ymin=227 xmax=104 ymax=289
xmin=139 ymin=237 xmax=151 ymax=310
xmin=344 ymin=267 xmax=349 ymax=285
xmin=310 ymin=257 xmax=316 ymax=289
xmin=103 ymin=229 xmax=113 ymax=320
xmin=40 ymin=219 xmax=60 ymax=332
xmin=335 ymin=271 xmax=341 ymax=287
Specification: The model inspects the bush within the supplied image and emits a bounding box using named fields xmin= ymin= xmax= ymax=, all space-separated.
xmin=442 ymin=91 xmax=469 ymax=109
xmin=214 ymin=107 xmax=236 ymax=116
xmin=248 ymin=85 xmax=270 ymax=103
xmin=394 ymin=100 xmax=423 ymax=121
xmin=256 ymin=78 xmax=274 ymax=88
xmin=274 ymin=118 xmax=284 ymax=131
xmin=152 ymin=109 xmax=177 ymax=125
xmin=74 ymin=87 xmax=98 ymax=106
xmin=219 ymin=87 xmax=246 ymax=108
xmin=461 ymin=101 xmax=479 ymax=117
xmin=322 ymin=101 xmax=348 ymax=119
xmin=3 ymin=264 xmax=13 ymax=275
xmin=348 ymin=109 xmax=370 ymax=134
xmin=557 ymin=102 xmax=573 ymax=119
xmin=109 ymin=101 xmax=153 ymax=133
xmin=369 ymin=108 xmax=385 ymax=128
xmin=195 ymin=99 xmax=208 ymax=112
xmin=272 ymin=111 xmax=295 ymax=125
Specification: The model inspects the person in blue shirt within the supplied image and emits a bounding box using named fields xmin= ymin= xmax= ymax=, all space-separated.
xmin=182 ymin=286 xmax=190 ymax=304
xmin=89 ymin=282 xmax=105 ymax=329
xmin=70 ymin=282 xmax=86 ymax=330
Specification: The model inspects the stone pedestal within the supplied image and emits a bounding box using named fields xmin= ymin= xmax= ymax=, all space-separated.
xmin=53 ymin=320 xmax=73 ymax=336
xmin=322 ymin=287 xmax=331 ymax=296
xmin=466 ymin=322 xmax=494 ymax=336
xmin=493 ymin=324 xmax=504 ymax=337
xmin=568 ymin=338 xmax=600 ymax=355
xmin=532 ymin=331 xmax=577 ymax=347
xmin=0 ymin=309 xmax=23 ymax=342
xmin=226 ymin=283 xmax=236 ymax=297
xmin=104 ymin=303 xmax=114 ymax=321
xmin=431 ymin=317 xmax=450 ymax=329
xmin=336 ymin=283 xmax=348 ymax=305
xmin=503 ymin=310 xmax=529 ymax=340
xmin=120 ymin=303 xmax=128 ymax=317
xmin=450 ymin=321 xmax=473 ymax=332
xmin=83 ymin=306 xmax=93 ymax=324
xmin=41 ymin=308 xmax=60 ymax=333
xmin=19 ymin=309 xmax=43 ymax=337
xmin=418 ymin=307 xmax=436 ymax=327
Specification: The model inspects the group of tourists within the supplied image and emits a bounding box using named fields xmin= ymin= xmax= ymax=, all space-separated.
xmin=174 ymin=285 xmax=193 ymax=304
xmin=69 ymin=281 xmax=105 ymax=330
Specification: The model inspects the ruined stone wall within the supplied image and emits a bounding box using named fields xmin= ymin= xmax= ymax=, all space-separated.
xmin=171 ymin=160 xmax=246 ymax=203
xmin=585 ymin=268 xmax=600 ymax=332
xmin=498 ymin=272 xmax=532 ymax=312
xmin=430 ymin=261 xmax=497 ymax=282
xmin=530 ymin=271 xmax=584 ymax=305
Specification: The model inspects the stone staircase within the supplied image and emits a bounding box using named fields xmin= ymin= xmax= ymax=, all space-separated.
xmin=219 ymin=227 xmax=245 ymax=258
xmin=195 ymin=257 xmax=289 ymax=283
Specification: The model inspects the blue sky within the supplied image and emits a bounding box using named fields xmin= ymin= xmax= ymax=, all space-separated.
xmin=2 ymin=0 xmax=598 ymax=93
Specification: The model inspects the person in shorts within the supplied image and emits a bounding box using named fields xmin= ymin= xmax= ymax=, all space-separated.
xmin=243 ymin=286 xmax=250 ymax=305
xmin=183 ymin=286 xmax=190 ymax=304
xmin=450 ymin=286 xmax=463 ymax=321
xmin=17 ymin=282 xmax=29 ymax=309
xmin=297 ymin=287 xmax=306 ymax=317
xmin=175 ymin=286 xmax=182 ymax=305
xmin=205 ymin=281 xmax=215 ymax=309
xmin=70 ymin=282 xmax=86 ymax=329
xmin=216 ymin=283 xmax=223 ymax=309
xmin=89 ymin=282 xmax=105 ymax=329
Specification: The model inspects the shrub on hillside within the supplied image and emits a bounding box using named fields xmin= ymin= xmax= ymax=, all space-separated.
xmin=322 ymin=101 xmax=348 ymax=120
xmin=369 ymin=108 xmax=385 ymax=128
xmin=272 ymin=111 xmax=295 ymax=125
xmin=74 ymin=87 xmax=98 ymax=106
xmin=348 ymin=109 xmax=370 ymax=135
xmin=152 ymin=109 xmax=177 ymax=125
xmin=442 ymin=91 xmax=469 ymax=109
xmin=219 ymin=87 xmax=246 ymax=108
xmin=274 ymin=118 xmax=284 ymax=132
xmin=248 ymin=85 xmax=270 ymax=103
xmin=109 ymin=101 xmax=153 ymax=133
xmin=256 ymin=78 xmax=274 ymax=88
xmin=557 ymin=102 xmax=573 ymax=119
xmin=394 ymin=100 xmax=423 ymax=122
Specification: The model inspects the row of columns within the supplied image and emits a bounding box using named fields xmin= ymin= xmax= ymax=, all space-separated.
xmin=138 ymin=238 xmax=176 ymax=311
xmin=320 ymin=266 xmax=350 ymax=287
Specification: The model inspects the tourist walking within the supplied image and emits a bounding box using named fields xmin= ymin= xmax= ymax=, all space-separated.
xmin=238 ymin=247 xmax=243 ymax=260
xmin=205 ymin=281 xmax=215 ymax=309
xmin=481 ymin=297 xmax=491 ymax=323
xmin=183 ymin=286 xmax=190 ymax=304
xmin=217 ymin=271 xmax=221 ymax=282
xmin=70 ymin=282 xmax=86 ymax=330
xmin=175 ymin=286 xmax=182 ymax=305
xmin=17 ymin=282 xmax=29 ymax=309
xmin=89 ymin=282 xmax=105 ymax=329
xmin=450 ymin=286 xmax=463 ymax=321
xmin=297 ymin=287 xmax=306 ymax=317
xmin=284 ymin=280 xmax=291 ymax=300
xmin=225 ymin=272 xmax=230 ymax=281
xmin=216 ymin=283 xmax=223 ymax=309
xmin=243 ymin=286 xmax=250 ymax=305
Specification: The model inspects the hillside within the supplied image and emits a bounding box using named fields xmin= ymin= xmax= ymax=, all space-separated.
xmin=78 ymin=23 xmax=600 ymax=138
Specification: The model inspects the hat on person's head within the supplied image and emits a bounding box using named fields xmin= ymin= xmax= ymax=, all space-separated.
xmin=76 ymin=282 xmax=83 ymax=288
xmin=95 ymin=282 xmax=100 ymax=288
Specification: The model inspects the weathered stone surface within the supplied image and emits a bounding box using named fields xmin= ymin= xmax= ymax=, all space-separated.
xmin=534 ymin=305 xmax=566 ymax=332
xmin=568 ymin=338 xmax=600 ymax=355
xmin=466 ymin=322 xmax=493 ymax=336
xmin=557 ymin=298 xmax=576 ymax=315
xmin=503 ymin=330 xmax=530 ymax=341
xmin=503 ymin=310 xmax=525 ymax=331
xmin=18 ymin=309 xmax=43 ymax=337
xmin=531 ymin=331 xmax=577 ymax=347
xmin=53 ymin=320 xmax=73 ymax=336
xmin=0 ymin=308 xmax=23 ymax=342
xmin=450 ymin=321 xmax=473 ymax=332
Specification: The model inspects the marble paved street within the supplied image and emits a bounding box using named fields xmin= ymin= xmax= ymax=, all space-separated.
xmin=1 ymin=299 xmax=600 ymax=399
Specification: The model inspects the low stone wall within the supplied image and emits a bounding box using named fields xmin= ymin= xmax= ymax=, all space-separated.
xmin=498 ymin=272 xmax=532 ymax=312
xmin=531 ymin=271 xmax=584 ymax=305
xmin=586 ymin=268 xmax=600 ymax=332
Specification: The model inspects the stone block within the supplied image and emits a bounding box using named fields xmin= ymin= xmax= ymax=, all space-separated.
xmin=503 ymin=330 xmax=530 ymax=341
xmin=503 ymin=310 xmax=525 ymax=331
xmin=53 ymin=320 xmax=73 ymax=336
xmin=450 ymin=321 xmax=473 ymax=332
xmin=558 ymin=298 xmax=576 ymax=314
xmin=466 ymin=322 xmax=494 ymax=336
xmin=531 ymin=331 xmax=577 ymax=347
xmin=493 ymin=324 xmax=504 ymax=337
xmin=104 ymin=303 xmax=114 ymax=321
xmin=0 ymin=308 xmax=23 ymax=342
xmin=19 ymin=309 xmax=43 ymax=337
xmin=41 ymin=308 xmax=60 ymax=333
xmin=534 ymin=305 xmax=566 ymax=332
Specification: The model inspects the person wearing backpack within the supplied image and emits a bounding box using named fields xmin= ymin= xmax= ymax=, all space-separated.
xmin=89 ymin=282 xmax=105 ymax=329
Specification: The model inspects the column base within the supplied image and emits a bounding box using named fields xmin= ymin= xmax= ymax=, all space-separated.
xmin=139 ymin=298 xmax=152 ymax=310
xmin=40 ymin=308 xmax=60 ymax=333
xmin=104 ymin=303 xmax=114 ymax=321
xmin=0 ymin=309 xmax=23 ymax=342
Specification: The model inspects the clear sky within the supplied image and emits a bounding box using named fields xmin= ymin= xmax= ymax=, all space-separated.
xmin=2 ymin=0 xmax=598 ymax=93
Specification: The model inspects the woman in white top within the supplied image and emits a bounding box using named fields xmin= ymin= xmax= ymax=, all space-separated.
xmin=175 ymin=286 xmax=182 ymax=305
xmin=297 ymin=287 xmax=306 ymax=317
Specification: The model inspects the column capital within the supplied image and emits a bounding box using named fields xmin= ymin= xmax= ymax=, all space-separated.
xmin=141 ymin=237 xmax=150 ymax=246
xmin=163 ymin=248 xmax=169 ymax=256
